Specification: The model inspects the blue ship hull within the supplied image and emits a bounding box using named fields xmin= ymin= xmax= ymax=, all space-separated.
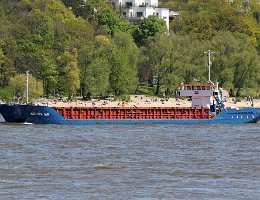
xmin=0 ymin=104 xmax=259 ymax=125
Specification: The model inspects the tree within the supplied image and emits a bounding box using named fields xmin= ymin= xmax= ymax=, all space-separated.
xmin=0 ymin=45 xmax=15 ymax=88
xmin=79 ymin=35 xmax=111 ymax=97
xmin=145 ymin=33 xmax=208 ymax=95
xmin=61 ymin=0 xmax=90 ymax=19
xmin=96 ymin=6 xmax=134 ymax=35
xmin=146 ymin=33 xmax=171 ymax=95
xmin=171 ymin=0 xmax=256 ymax=41
xmin=110 ymin=49 xmax=131 ymax=96
xmin=59 ymin=49 xmax=80 ymax=100
xmin=211 ymin=31 xmax=260 ymax=96
xmin=109 ymin=32 xmax=139 ymax=96
xmin=0 ymin=0 xmax=94 ymax=98
xmin=85 ymin=58 xmax=110 ymax=96
xmin=137 ymin=46 xmax=151 ymax=85
xmin=9 ymin=73 xmax=43 ymax=102
xmin=112 ymin=32 xmax=139 ymax=82
xmin=133 ymin=15 xmax=168 ymax=46
xmin=41 ymin=58 xmax=58 ymax=97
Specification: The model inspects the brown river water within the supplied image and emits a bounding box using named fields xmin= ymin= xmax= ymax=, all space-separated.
xmin=0 ymin=115 xmax=259 ymax=199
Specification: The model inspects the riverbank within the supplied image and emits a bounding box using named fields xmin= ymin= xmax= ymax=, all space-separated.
xmin=35 ymin=95 xmax=260 ymax=108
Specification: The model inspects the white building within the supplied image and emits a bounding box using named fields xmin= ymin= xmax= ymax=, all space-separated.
xmin=111 ymin=0 xmax=169 ymax=30
xmin=111 ymin=0 xmax=158 ymax=7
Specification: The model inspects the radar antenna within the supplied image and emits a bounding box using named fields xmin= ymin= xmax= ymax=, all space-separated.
xmin=204 ymin=50 xmax=214 ymax=84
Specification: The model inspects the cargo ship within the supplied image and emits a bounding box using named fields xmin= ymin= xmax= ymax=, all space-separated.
xmin=0 ymin=51 xmax=259 ymax=125
xmin=0 ymin=81 xmax=259 ymax=125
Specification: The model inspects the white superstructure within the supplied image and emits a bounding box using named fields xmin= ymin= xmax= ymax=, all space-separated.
xmin=179 ymin=50 xmax=225 ymax=112
xmin=179 ymin=83 xmax=220 ymax=108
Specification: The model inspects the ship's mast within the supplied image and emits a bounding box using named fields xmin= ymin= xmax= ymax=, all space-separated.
xmin=26 ymin=70 xmax=29 ymax=104
xmin=204 ymin=50 xmax=214 ymax=84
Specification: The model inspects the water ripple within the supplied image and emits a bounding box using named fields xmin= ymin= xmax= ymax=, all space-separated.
xmin=0 ymin=123 xmax=259 ymax=199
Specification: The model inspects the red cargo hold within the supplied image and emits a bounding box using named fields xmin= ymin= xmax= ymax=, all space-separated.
xmin=54 ymin=107 xmax=210 ymax=120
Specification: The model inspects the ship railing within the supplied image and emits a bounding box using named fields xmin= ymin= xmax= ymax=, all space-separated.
xmin=179 ymin=84 xmax=218 ymax=91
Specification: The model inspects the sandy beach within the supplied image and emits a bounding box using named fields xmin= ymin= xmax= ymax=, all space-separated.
xmin=37 ymin=95 xmax=260 ymax=108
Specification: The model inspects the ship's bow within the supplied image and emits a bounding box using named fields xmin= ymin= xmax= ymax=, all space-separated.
xmin=0 ymin=104 xmax=33 ymax=123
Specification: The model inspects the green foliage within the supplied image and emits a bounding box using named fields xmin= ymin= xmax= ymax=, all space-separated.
xmin=133 ymin=15 xmax=168 ymax=46
xmin=59 ymin=49 xmax=80 ymax=100
xmin=0 ymin=0 xmax=94 ymax=99
xmin=113 ymin=32 xmax=139 ymax=79
xmin=0 ymin=40 xmax=16 ymax=88
xmin=96 ymin=6 xmax=134 ymax=35
xmin=42 ymin=59 xmax=58 ymax=97
xmin=145 ymin=33 xmax=171 ymax=95
xmin=8 ymin=73 xmax=43 ymax=102
xmin=85 ymin=58 xmax=110 ymax=96
xmin=110 ymin=32 xmax=139 ymax=95
xmin=171 ymin=0 xmax=258 ymax=42
xmin=79 ymin=35 xmax=111 ymax=97
xmin=96 ymin=7 xmax=119 ymax=35
xmin=144 ymin=33 xmax=208 ymax=95
xmin=210 ymin=31 xmax=260 ymax=96
xmin=110 ymin=49 xmax=131 ymax=96
xmin=61 ymin=0 xmax=90 ymax=19
xmin=0 ymin=0 xmax=259 ymax=101
xmin=9 ymin=74 xmax=26 ymax=100
xmin=0 ymin=87 xmax=13 ymax=102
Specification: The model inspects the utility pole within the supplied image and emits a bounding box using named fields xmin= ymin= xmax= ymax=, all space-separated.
xmin=204 ymin=50 xmax=214 ymax=84
xmin=26 ymin=70 xmax=29 ymax=104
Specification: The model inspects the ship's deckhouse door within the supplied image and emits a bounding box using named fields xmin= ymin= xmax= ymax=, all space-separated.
xmin=192 ymin=97 xmax=202 ymax=107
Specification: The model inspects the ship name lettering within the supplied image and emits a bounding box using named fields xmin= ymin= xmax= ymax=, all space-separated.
xmin=30 ymin=112 xmax=49 ymax=116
